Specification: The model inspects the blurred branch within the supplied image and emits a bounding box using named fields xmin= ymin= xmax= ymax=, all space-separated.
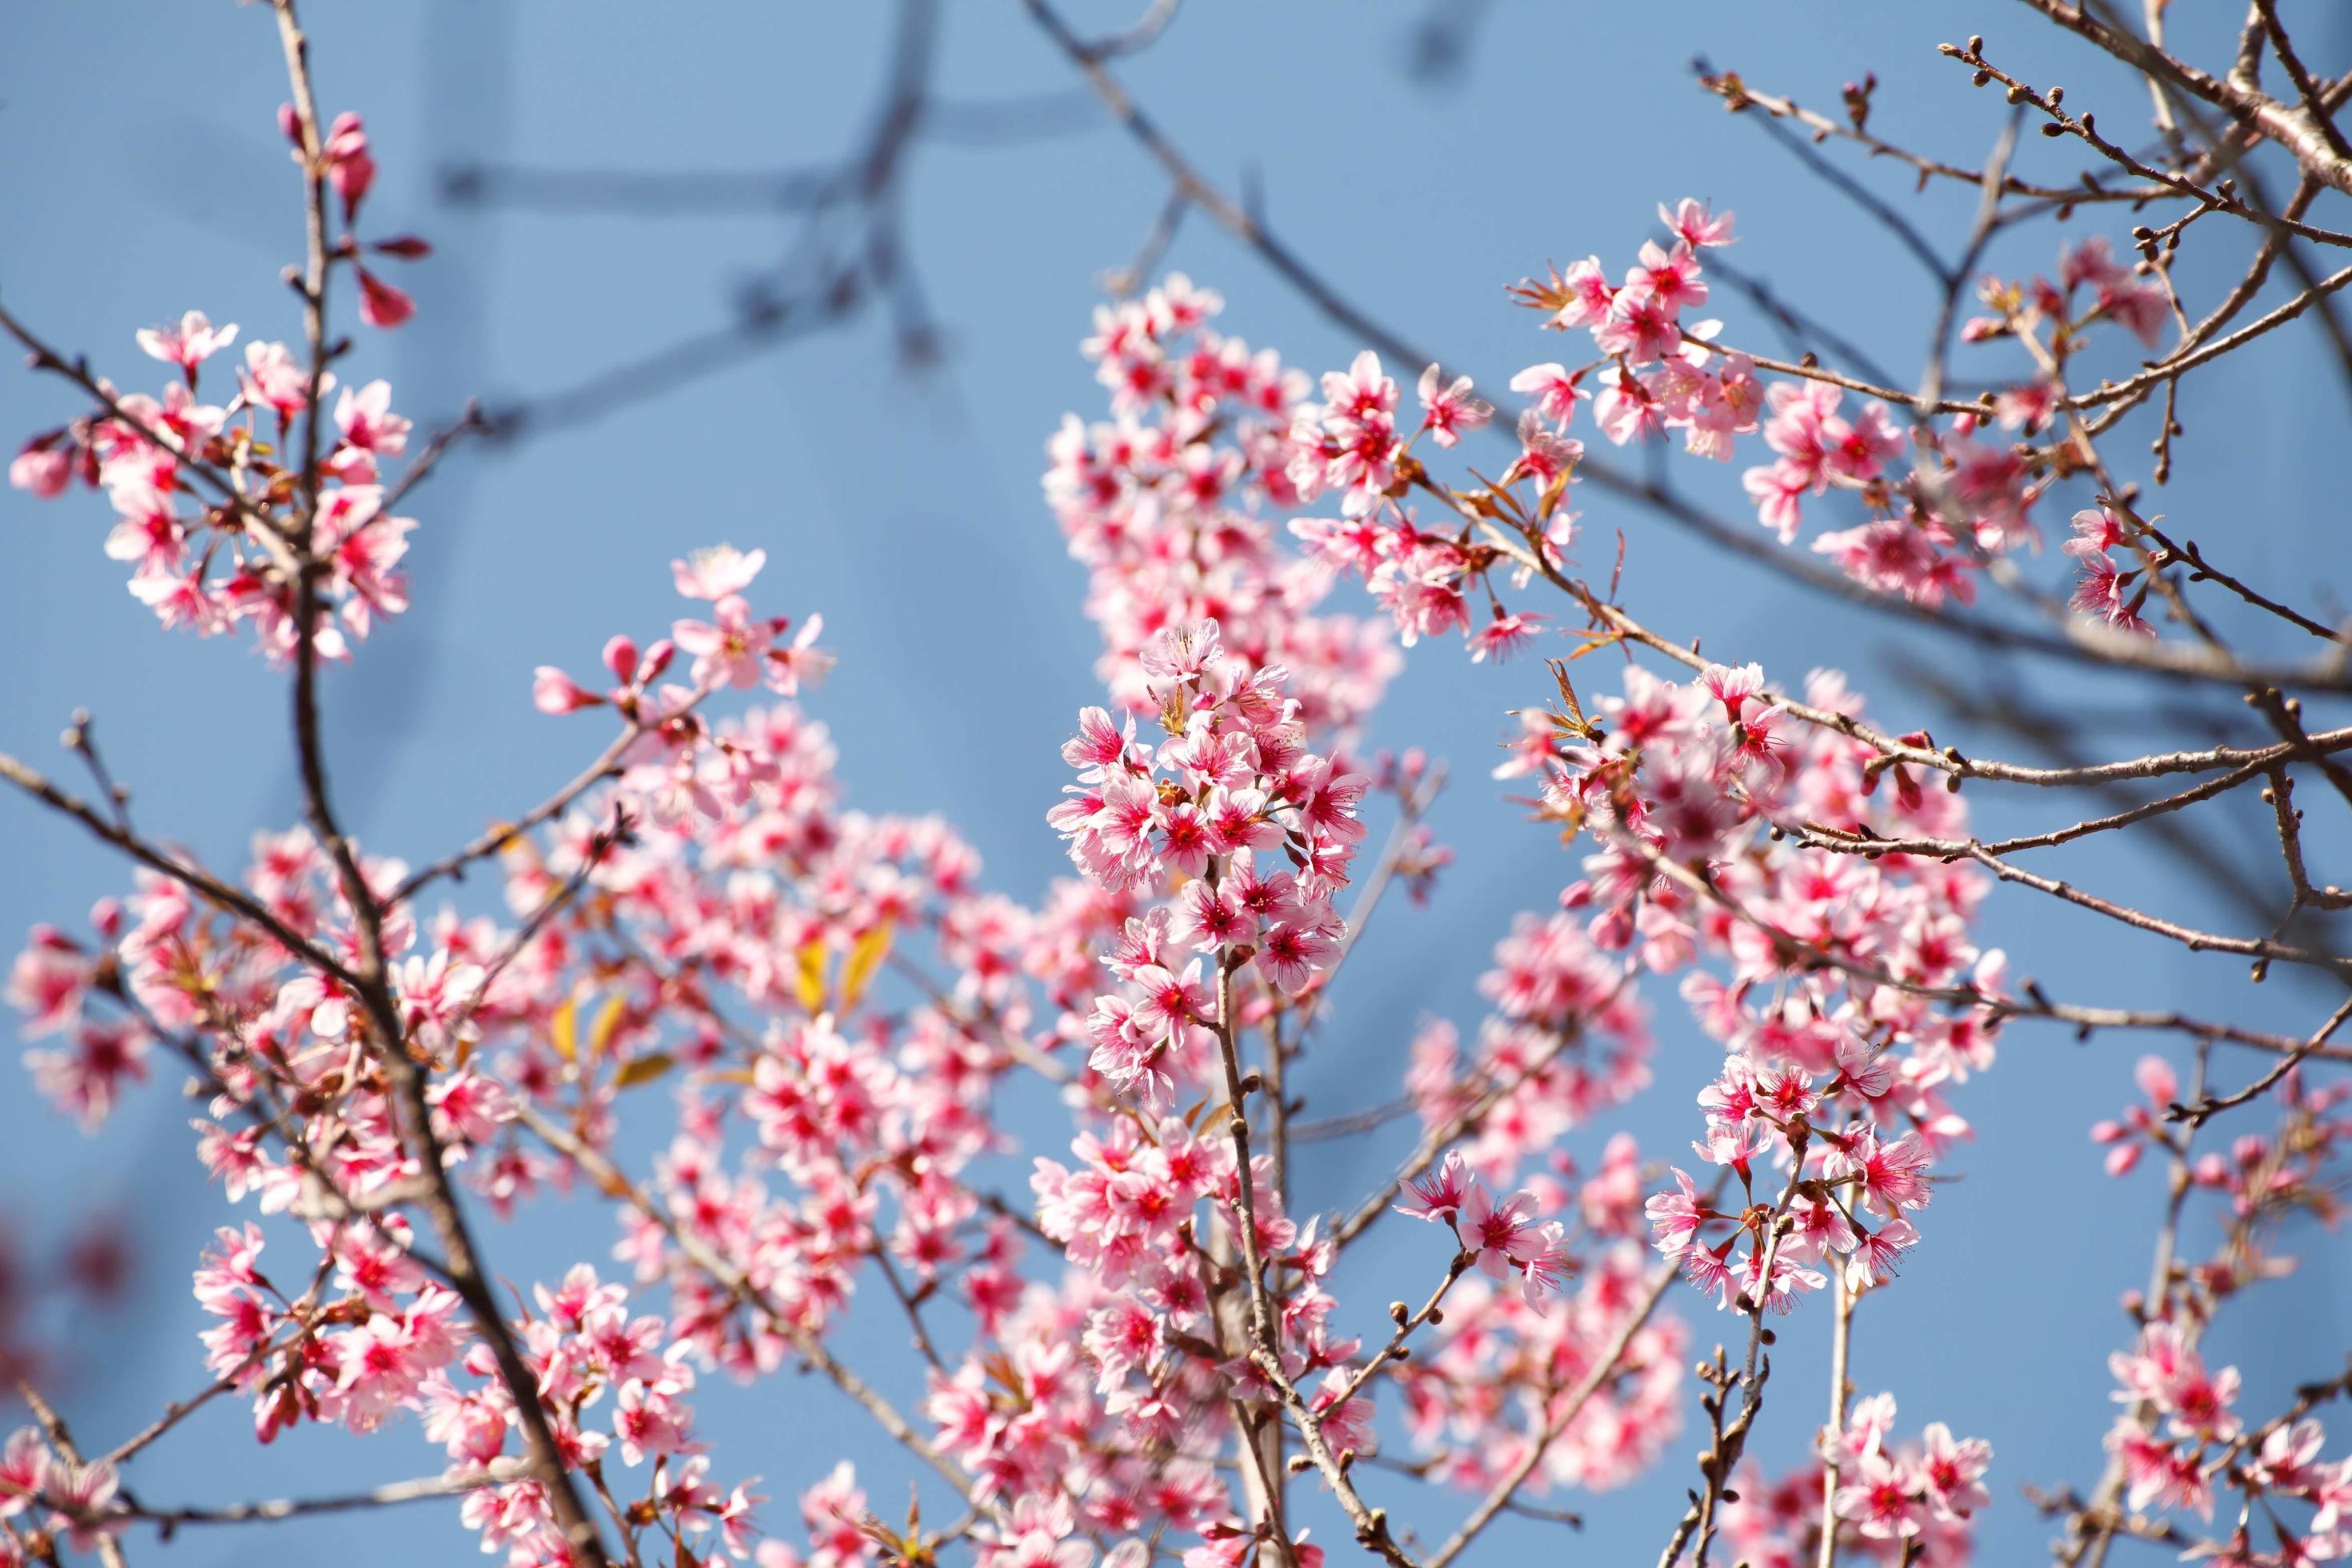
xmin=1706 ymin=256 xmax=1909 ymax=390
xmin=1402 ymin=0 xmax=1495 ymax=88
xmin=442 ymin=162 xmax=842 ymax=214
xmin=1702 ymin=57 xmax=1959 ymax=285
xmin=446 ymin=0 xmax=946 ymax=441
xmin=1074 ymin=0 xmax=1182 ymax=62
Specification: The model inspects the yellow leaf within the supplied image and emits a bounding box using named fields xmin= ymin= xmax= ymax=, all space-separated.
xmin=1548 ymin=658 xmax=1588 ymax=727
xmin=1565 ymin=630 xmax=1626 ymax=663
xmin=840 ymin=922 xmax=894 ymax=1011
xmin=494 ymin=821 xmax=540 ymax=874
xmin=1538 ymin=463 xmax=1575 ymax=521
xmin=549 ymin=997 xmax=579 ymax=1062
xmin=613 ymin=1052 xmax=675 ymax=1090
xmin=794 ymin=938 xmax=830 ymax=1014
xmin=583 ymin=994 xmax=626 ymax=1062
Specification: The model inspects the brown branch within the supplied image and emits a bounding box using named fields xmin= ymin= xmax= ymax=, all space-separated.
xmin=2254 ymin=0 xmax=2352 ymax=162
xmin=2141 ymin=526 xmax=2343 ymax=643
xmin=1334 ymin=1255 xmax=1471 ymax=1409
xmin=2013 ymin=0 xmax=2352 ymax=199
xmin=1329 ymin=974 xmax=1634 ymax=1250
xmin=267 ymin=6 xmax=614 ymax=1560
xmin=0 ymin=299 xmax=306 ymax=583
xmin=386 ymin=712 xmax=672 ymax=906
xmin=2265 ymin=767 xmax=2352 ymax=913
xmin=1651 ymin=1153 xmax=1809 ymax=1568
xmin=1206 ymin=944 xmax=1407 ymax=1566
xmin=1577 ymin=589 xmax=2352 ymax=786
xmin=1695 ymin=66 xmax=2158 ymax=205
xmin=118 ymin=1466 xmax=524 ymax=1534
xmin=1942 ymin=38 xmax=2352 ymax=248
xmin=2170 ymin=994 xmax=2352 ymax=1126
xmin=1816 ymin=1271 xmax=1857 ymax=1568
xmin=0 ymin=748 xmax=362 ymax=989
xmin=2054 ymin=1041 xmax=2207 ymax=1567
xmin=1619 ymin=833 xmax=2352 ymax=1058
xmin=378 ymin=398 xmax=488 ymax=513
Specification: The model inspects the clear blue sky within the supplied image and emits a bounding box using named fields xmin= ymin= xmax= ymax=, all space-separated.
xmin=2 ymin=3 xmax=2346 ymax=1563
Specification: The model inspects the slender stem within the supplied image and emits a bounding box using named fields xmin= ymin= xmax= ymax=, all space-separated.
xmin=388 ymin=722 xmax=647 ymax=904
xmin=1817 ymin=1272 xmax=1856 ymax=1568
xmin=1336 ymin=1255 xmax=1470 ymax=1407
xmin=1205 ymin=942 xmax=1411 ymax=1566
xmin=0 ymin=749 xmax=360 ymax=989
xmin=114 ymin=1466 xmax=525 ymax=1531
xmin=2174 ymin=995 xmax=2352 ymax=1126
xmin=1330 ymin=980 xmax=1629 ymax=1250
xmin=2058 ymin=1040 xmax=2208 ymax=1568
xmin=1654 ymin=1150 xmax=1809 ymax=1568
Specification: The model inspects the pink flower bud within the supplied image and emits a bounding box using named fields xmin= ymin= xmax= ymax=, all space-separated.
xmin=532 ymin=666 xmax=602 ymax=714
xmin=9 ymin=445 xmax=71 ymax=498
xmin=356 ymin=268 xmax=414 ymax=330
xmin=602 ymin=635 xmax=639 ymax=685
xmin=323 ymin=112 xmax=374 ymax=215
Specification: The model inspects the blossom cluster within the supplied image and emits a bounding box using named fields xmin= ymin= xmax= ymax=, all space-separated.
xmin=1490 ymin=657 xmax=1992 ymax=1311
xmin=1714 ymin=1393 xmax=1990 ymax=1567
xmin=8 ymin=70 xmax=2272 ymax=1561
xmin=2084 ymin=1058 xmax=2352 ymax=1562
xmin=1020 ymin=1114 xmax=1345 ymax=1530
xmin=1283 ymin=346 xmax=1574 ymax=664
xmin=9 ymin=316 xmax=419 ymax=659
xmin=1395 ymin=1150 xmax=1571 ymax=1306
xmin=9 ymin=107 xmax=426 ymax=661
xmin=2063 ymin=504 xmax=2153 ymax=637
xmin=2101 ymin=1318 xmax=2352 ymax=1561
xmin=1050 ymin=618 xmax=1366 ymax=1094
xmin=4 ymin=217 xmax=2009 ymax=1567
xmin=0 ymin=1427 xmax=125 ymax=1558
xmin=1045 ymin=277 xmax=1399 ymax=730
xmin=1386 ymin=1226 xmax=1689 ymax=1498
xmin=1501 ymin=203 xmax=2172 ymax=630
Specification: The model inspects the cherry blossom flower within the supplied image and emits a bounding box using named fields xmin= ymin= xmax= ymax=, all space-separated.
xmin=1396 ymin=1150 xmax=1475 ymax=1224
xmin=136 ymin=311 xmax=238 ymax=374
xmin=1415 ymin=363 xmax=1493 ymax=448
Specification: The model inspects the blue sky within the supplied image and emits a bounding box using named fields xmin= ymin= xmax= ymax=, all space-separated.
xmin=2 ymin=3 xmax=2347 ymax=1563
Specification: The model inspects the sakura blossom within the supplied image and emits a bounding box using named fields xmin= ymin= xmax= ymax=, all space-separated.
xmin=7 ymin=6 xmax=2352 ymax=1568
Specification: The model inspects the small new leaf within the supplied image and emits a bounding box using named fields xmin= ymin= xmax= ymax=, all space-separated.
xmin=840 ymin=922 xmax=894 ymax=1011
xmin=1544 ymin=658 xmax=1600 ymax=741
xmin=794 ymin=938 xmax=830 ymax=1014
xmin=613 ymin=1052 xmax=674 ymax=1090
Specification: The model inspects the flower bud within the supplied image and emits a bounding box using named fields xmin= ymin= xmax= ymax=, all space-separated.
xmin=533 ymin=666 xmax=602 ymax=715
